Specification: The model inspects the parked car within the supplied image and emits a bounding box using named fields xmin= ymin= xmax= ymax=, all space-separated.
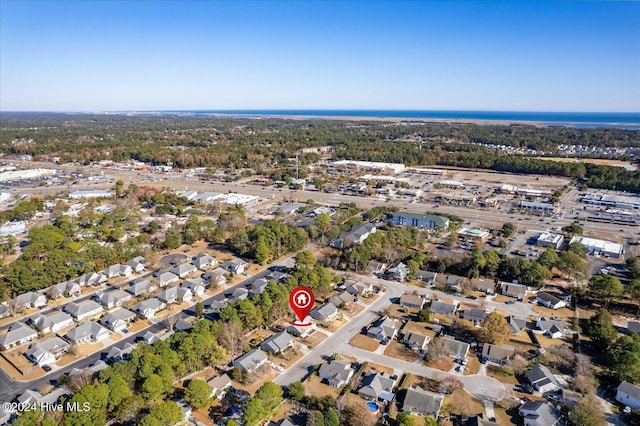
xmin=505 ymin=300 xmax=516 ymax=305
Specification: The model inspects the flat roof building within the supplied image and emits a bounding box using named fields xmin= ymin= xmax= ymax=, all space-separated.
xmin=583 ymin=192 xmax=640 ymax=210
xmin=569 ymin=236 xmax=624 ymax=259
xmin=458 ymin=228 xmax=491 ymax=243
xmin=536 ymin=232 xmax=564 ymax=249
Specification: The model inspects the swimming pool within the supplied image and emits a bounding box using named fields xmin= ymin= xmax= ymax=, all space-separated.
xmin=366 ymin=401 xmax=379 ymax=413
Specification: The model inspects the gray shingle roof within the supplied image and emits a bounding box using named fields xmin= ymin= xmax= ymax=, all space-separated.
xmin=260 ymin=331 xmax=293 ymax=354
xmin=618 ymin=381 xmax=640 ymax=401
xmin=402 ymin=386 xmax=444 ymax=416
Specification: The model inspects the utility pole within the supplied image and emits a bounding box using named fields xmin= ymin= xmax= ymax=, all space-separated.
xmin=295 ymin=155 xmax=299 ymax=180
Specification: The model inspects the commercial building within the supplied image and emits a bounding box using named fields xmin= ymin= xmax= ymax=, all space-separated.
xmin=536 ymin=232 xmax=564 ymax=249
xmin=582 ymin=192 xmax=640 ymax=210
xmin=458 ymin=228 xmax=491 ymax=244
xmin=391 ymin=211 xmax=449 ymax=230
xmin=0 ymin=168 xmax=56 ymax=182
xmin=519 ymin=201 xmax=556 ymax=215
xmin=331 ymin=160 xmax=405 ymax=174
xmin=69 ymin=190 xmax=115 ymax=199
xmin=569 ymin=236 xmax=624 ymax=259
xmin=0 ymin=221 xmax=27 ymax=236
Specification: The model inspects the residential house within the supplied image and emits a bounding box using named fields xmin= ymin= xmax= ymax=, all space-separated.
xmin=64 ymin=322 xmax=109 ymax=345
xmin=506 ymin=316 xmax=527 ymax=335
xmin=51 ymin=281 xmax=81 ymax=298
xmin=106 ymin=342 xmax=136 ymax=362
xmin=430 ymin=299 xmax=459 ymax=316
xmin=616 ymin=381 xmax=640 ymax=409
xmin=399 ymin=294 xmax=425 ymax=309
xmin=100 ymin=308 xmax=136 ymax=332
xmin=25 ymin=337 xmax=69 ymax=366
xmin=17 ymin=388 xmax=70 ymax=410
xmin=157 ymin=286 xmax=192 ymax=304
xmin=365 ymin=260 xmax=387 ymax=276
xmin=203 ymin=268 xmax=227 ymax=288
xmin=14 ymin=292 xmax=47 ymax=309
xmin=0 ymin=304 xmax=9 ymax=319
xmin=442 ymin=337 xmax=470 ymax=362
xmin=387 ymin=262 xmax=408 ymax=281
xmin=232 ymin=349 xmax=268 ymax=372
xmin=518 ymin=401 xmax=559 ymax=426
xmin=318 ymin=360 xmax=355 ymax=387
xmin=126 ymin=257 xmax=146 ymax=273
xmin=358 ymin=372 xmax=397 ymax=401
xmin=142 ymin=331 xmax=159 ymax=345
xmin=310 ymin=303 xmax=338 ymax=322
xmin=133 ymin=298 xmax=166 ymax=319
xmin=105 ymin=264 xmax=133 ymax=278
xmin=260 ymin=331 xmax=293 ymax=354
xmin=157 ymin=271 xmax=180 ymax=287
xmin=472 ymin=278 xmax=496 ymax=295
xmin=182 ymin=278 xmax=206 ymax=297
xmin=482 ymin=344 xmax=516 ymax=364
xmin=77 ymin=272 xmax=106 ymax=287
xmin=536 ymin=317 xmax=571 ymax=339
xmin=265 ymin=269 xmax=289 ymax=283
xmin=462 ymin=308 xmax=489 ymax=326
xmin=174 ymin=318 xmax=193 ymax=332
xmin=345 ymin=281 xmax=373 ymax=296
xmin=126 ymin=279 xmax=157 ymax=297
xmin=416 ymin=271 xmax=437 ymax=285
xmin=29 ymin=311 xmax=74 ymax=334
xmin=402 ymin=386 xmax=444 ymax=417
xmin=404 ymin=332 xmax=431 ymax=352
xmin=536 ymin=292 xmax=567 ymax=310
xmin=525 ymin=364 xmax=560 ymax=393
xmin=169 ymin=262 xmax=197 ymax=278
xmin=63 ymin=300 xmax=103 ymax=321
xmin=94 ymin=289 xmax=132 ymax=309
xmin=330 ymin=222 xmax=376 ymax=249
xmin=391 ymin=212 xmax=450 ymax=231
xmin=446 ymin=275 xmax=461 ymax=292
xmin=208 ymin=300 xmax=228 ymax=314
xmin=194 ymin=253 xmax=218 ymax=270
xmin=367 ymin=317 xmax=398 ymax=342
xmin=287 ymin=318 xmax=315 ymax=338
xmin=559 ymin=389 xmax=583 ymax=407
xmin=208 ymin=374 xmax=232 ymax=399
xmin=329 ymin=291 xmax=354 ymax=307
xmin=249 ymin=278 xmax=269 ymax=296
xmin=228 ymin=287 xmax=249 ymax=302
xmin=501 ymin=282 xmax=528 ymax=300
xmin=274 ymin=419 xmax=296 ymax=426
xmin=627 ymin=320 xmax=640 ymax=334
xmin=0 ymin=322 xmax=37 ymax=350
xmin=222 ymin=258 xmax=249 ymax=275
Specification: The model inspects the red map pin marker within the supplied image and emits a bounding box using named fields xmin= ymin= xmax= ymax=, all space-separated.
xmin=289 ymin=286 xmax=314 ymax=326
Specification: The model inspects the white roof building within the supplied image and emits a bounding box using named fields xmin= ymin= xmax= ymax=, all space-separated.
xmin=569 ymin=236 xmax=624 ymax=259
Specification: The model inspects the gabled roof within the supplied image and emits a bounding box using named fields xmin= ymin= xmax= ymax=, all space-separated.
xmin=0 ymin=322 xmax=37 ymax=348
xmin=329 ymin=291 xmax=354 ymax=306
xmin=169 ymin=263 xmax=197 ymax=277
xmin=537 ymin=292 xmax=564 ymax=306
xmin=400 ymin=294 xmax=424 ymax=307
xmin=207 ymin=373 xmax=232 ymax=396
xmin=106 ymin=342 xmax=136 ymax=360
xmin=388 ymin=262 xmax=407 ymax=276
xmin=627 ymin=321 xmax=640 ymax=334
xmin=15 ymin=292 xmax=45 ymax=306
xmin=64 ymin=300 xmax=103 ymax=318
xmin=618 ymin=381 xmax=640 ymax=401
xmin=501 ymin=282 xmax=527 ymax=295
xmin=405 ymin=332 xmax=430 ymax=348
xmin=95 ymin=289 xmax=130 ymax=306
xmin=416 ymin=270 xmax=437 ymax=281
xmin=158 ymin=271 xmax=179 ymax=285
xmin=368 ymin=317 xmax=398 ymax=340
xmin=318 ymin=360 xmax=354 ymax=383
xmin=525 ymin=364 xmax=559 ymax=388
xmin=430 ymin=299 xmax=458 ymax=315
xmin=519 ymin=401 xmax=558 ymax=426
xmin=482 ymin=343 xmax=515 ymax=361
xmin=260 ymin=331 xmax=293 ymax=353
xmin=442 ymin=337 xmax=470 ymax=359
xmin=537 ymin=317 xmax=569 ymax=334
xmin=127 ymin=279 xmax=154 ymax=296
xmin=100 ymin=308 xmax=135 ymax=325
xmin=65 ymin=322 xmax=108 ymax=342
xmin=402 ymin=386 xmax=444 ymax=415
xmin=203 ymin=267 xmax=227 ymax=282
xmin=310 ymin=303 xmax=338 ymax=321
xmin=233 ymin=349 xmax=267 ymax=371
xmin=463 ymin=308 xmax=489 ymax=322
xmin=30 ymin=311 xmax=73 ymax=331
xmin=358 ymin=372 xmax=396 ymax=401
xmin=506 ymin=316 xmax=527 ymax=334
xmin=77 ymin=271 xmax=106 ymax=286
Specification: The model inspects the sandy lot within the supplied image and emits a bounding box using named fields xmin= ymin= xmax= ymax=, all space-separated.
xmin=304 ymin=374 xmax=341 ymax=399
xmin=349 ymin=334 xmax=380 ymax=352
xmin=384 ymin=340 xmax=419 ymax=363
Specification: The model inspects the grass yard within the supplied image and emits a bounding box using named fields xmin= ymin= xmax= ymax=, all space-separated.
xmin=426 ymin=358 xmax=454 ymax=372
xmin=384 ymin=340 xmax=419 ymax=363
xmin=464 ymin=356 xmax=481 ymax=375
xmin=486 ymin=364 xmax=519 ymax=385
xmin=232 ymin=364 xmax=279 ymax=395
xmin=304 ymin=374 xmax=341 ymax=399
xmin=495 ymin=406 xmax=524 ymax=426
xmin=532 ymin=304 xmax=574 ymax=320
xmin=444 ymin=390 xmax=485 ymax=417
xmin=349 ymin=334 xmax=380 ymax=352
xmin=535 ymin=334 xmax=571 ymax=347
xmin=301 ymin=330 xmax=329 ymax=349
xmin=367 ymin=362 xmax=396 ymax=376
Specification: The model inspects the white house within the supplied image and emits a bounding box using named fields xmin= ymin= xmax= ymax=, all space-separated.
xmin=63 ymin=300 xmax=103 ymax=321
xmin=616 ymin=381 xmax=640 ymax=410
xmin=208 ymin=374 xmax=232 ymax=399
xmin=105 ymin=264 xmax=133 ymax=278
xmin=0 ymin=322 xmax=38 ymax=350
xmin=100 ymin=308 xmax=136 ymax=332
xmin=64 ymin=322 xmax=109 ymax=345
xmin=133 ymin=298 xmax=166 ymax=319
xmin=169 ymin=263 xmax=197 ymax=278
xmin=536 ymin=292 xmax=567 ymax=310
xmin=30 ymin=311 xmax=74 ymax=334
xmin=94 ymin=290 xmax=132 ymax=309
xmin=318 ymin=360 xmax=355 ymax=387
xmin=14 ymin=292 xmax=47 ymax=309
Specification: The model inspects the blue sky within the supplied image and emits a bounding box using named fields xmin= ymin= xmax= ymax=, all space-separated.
xmin=1 ymin=1 xmax=638 ymax=112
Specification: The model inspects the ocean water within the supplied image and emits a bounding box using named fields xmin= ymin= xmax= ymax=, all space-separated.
xmin=151 ymin=110 xmax=640 ymax=129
